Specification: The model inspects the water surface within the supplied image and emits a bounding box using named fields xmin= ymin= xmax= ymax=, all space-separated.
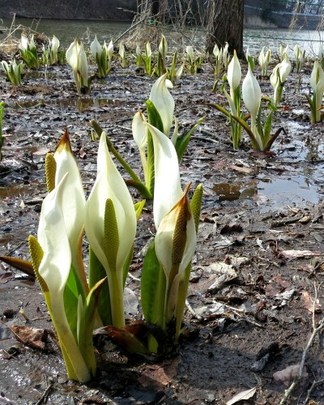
xmin=1 ymin=17 xmax=323 ymax=55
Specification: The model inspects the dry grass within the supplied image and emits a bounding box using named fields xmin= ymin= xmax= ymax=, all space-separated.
xmin=0 ymin=15 xmax=48 ymax=58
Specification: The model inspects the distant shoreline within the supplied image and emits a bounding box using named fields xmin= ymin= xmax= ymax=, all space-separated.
xmin=0 ymin=5 xmax=323 ymax=31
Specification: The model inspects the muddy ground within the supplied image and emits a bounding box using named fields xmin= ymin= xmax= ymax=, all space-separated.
xmin=0 ymin=56 xmax=324 ymax=405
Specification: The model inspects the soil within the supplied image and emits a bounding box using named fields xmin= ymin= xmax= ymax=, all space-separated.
xmin=0 ymin=55 xmax=324 ymax=405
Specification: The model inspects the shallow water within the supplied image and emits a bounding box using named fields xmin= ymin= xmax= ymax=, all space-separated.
xmin=1 ymin=17 xmax=323 ymax=56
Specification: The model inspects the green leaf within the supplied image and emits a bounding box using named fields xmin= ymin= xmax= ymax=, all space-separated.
xmin=231 ymin=114 xmax=260 ymax=150
xmin=64 ymin=265 xmax=86 ymax=340
xmin=146 ymin=100 xmax=164 ymax=133
xmin=210 ymin=102 xmax=231 ymax=118
xmin=134 ymin=200 xmax=146 ymax=220
xmin=169 ymin=52 xmax=178 ymax=82
xmin=89 ymin=248 xmax=112 ymax=326
xmin=175 ymin=263 xmax=191 ymax=339
xmin=157 ymin=52 xmax=166 ymax=76
xmin=146 ymin=130 xmax=155 ymax=195
xmin=175 ymin=117 xmax=205 ymax=161
xmin=141 ymin=241 xmax=166 ymax=328
xmin=263 ymin=110 xmax=273 ymax=141
xmin=122 ymin=245 xmax=134 ymax=286
xmin=77 ymin=277 xmax=106 ymax=375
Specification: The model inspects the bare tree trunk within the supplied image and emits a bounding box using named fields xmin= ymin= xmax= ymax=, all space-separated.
xmin=205 ymin=0 xmax=244 ymax=58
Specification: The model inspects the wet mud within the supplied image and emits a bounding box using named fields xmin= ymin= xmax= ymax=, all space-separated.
xmin=0 ymin=60 xmax=324 ymax=404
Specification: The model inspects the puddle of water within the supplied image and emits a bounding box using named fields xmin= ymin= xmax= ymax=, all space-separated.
xmin=277 ymin=139 xmax=308 ymax=161
xmin=276 ymin=121 xmax=310 ymax=161
xmin=213 ymin=182 xmax=257 ymax=201
xmin=258 ymin=176 xmax=320 ymax=207
xmin=12 ymin=97 xmax=114 ymax=113
xmin=214 ymin=175 xmax=320 ymax=209
xmin=75 ymin=97 xmax=114 ymax=112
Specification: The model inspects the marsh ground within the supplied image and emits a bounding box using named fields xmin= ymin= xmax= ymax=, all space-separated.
xmin=0 ymin=59 xmax=324 ymax=404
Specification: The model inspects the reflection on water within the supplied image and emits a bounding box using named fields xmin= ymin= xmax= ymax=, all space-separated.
xmin=214 ymin=175 xmax=320 ymax=209
xmin=213 ymin=182 xmax=257 ymax=201
xmin=258 ymin=176 xmax=319 ymax=206
xmin=1 ymin=18 xmax=323 ymax=54
xmin=0 ymin=18 xmax=131 ymax=45
xmin=243 ymin=28 xmax=324 ymax=55
xmin=9 ymin=97 xmax=117 ymax=112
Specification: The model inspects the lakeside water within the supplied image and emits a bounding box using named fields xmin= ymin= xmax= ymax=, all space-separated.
xmin=1 ymin=17 xmax=323 ymax=56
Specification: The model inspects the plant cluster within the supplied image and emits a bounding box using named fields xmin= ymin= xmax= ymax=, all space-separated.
xmin=212 ymin=43 xmax=323 ymax=151
xmin=212 ymin=51 xmax=285 ymax=151
xmin=0 ymin=34 xmax=323 ymax=381
xmin=1 ymin=32 xmax=322 ymax=129
xmin=1 ymin=75 xmax=203 ymax=382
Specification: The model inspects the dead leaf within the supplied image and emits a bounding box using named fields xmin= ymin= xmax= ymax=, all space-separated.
xmin=299 ymin=215 xmax=311 ymax=224
xmin=9 ymin=325 xmax=52 ymax=351
xmin=226 ymin=386 xmax=257 ymax=404
xmin=139 ymin=358 xmax=179 ymax=389
xmin=300 ymin=290 xmax=322 ymax=313
xmin=0 ymin=271 xmax=14 ymax=284
xmin=220 ymin=222 xmax=243 ymax=235
xmin=229 ymin=164 xmax=254 ymax=175
xmin=204 ymin=262 xmax=238 ymax=293
xmin=79 ymin=147 xmax=87 ymax=159
xmin=280 ymin=250 xmax=321 ymax=260
xmin=273 ymin=364 xmax=308 ymax=386
xmin=213 ymin=183 xmax=241 ymax=201
xmin=32 ymin=147 xmax=50 ymax=156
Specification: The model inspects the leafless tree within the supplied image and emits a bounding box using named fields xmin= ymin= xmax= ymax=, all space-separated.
xmin=135 ymin=0 xmax=244 ymax=55
xmin=205 ymin=0 xmax=244 ymax=57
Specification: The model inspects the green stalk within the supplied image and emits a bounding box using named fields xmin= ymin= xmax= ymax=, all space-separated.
xmin=251 ymin=115 xmax=263 ymax=151
xmin=306 ymin=94 xmax=316 ymax=124
xmin=175 ymin=264 xmax=191 ymax=339
xmin=39 ymin=283 xmax=92 ymax=382
xmin=109 ymin=270 xmax=125 ymax=328
xmin=147 ymin=266 xmax=166 ymax=352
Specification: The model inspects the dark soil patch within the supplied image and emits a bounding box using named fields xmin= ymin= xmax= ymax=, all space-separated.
xmin=0 ymin=60 xmax=324 ymax=405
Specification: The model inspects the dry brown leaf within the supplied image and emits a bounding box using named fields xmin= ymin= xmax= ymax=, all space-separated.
xmin=9 ymin=325 xmax=50 ymax=350
xmin=138 ymin=358 xmax=180 ymax=389
xmin=229 ymin=164 xmax=254 ymax=175
xmin=32 ymin=147 xmax=50 ymax=156
xmin=226 ymin=386 xmax=257 ymax=404
xmin=0 ymin=271 xmax=14 ymax=284
xmin=281 ymin=249 xmax=321 ymax=260
xmin=300 ymin=290 xmax=322 ymax=313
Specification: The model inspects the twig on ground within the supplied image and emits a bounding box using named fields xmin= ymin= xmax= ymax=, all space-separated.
xmin=279 ymin=283 xmax=324 ymax=405
xmin=303 ymin=378 xmax=324 ymax=405
xmin=35 ymin=381 xmax=53 ymax=405
xmin=185 ymin=299 xmax=203 ymax=320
